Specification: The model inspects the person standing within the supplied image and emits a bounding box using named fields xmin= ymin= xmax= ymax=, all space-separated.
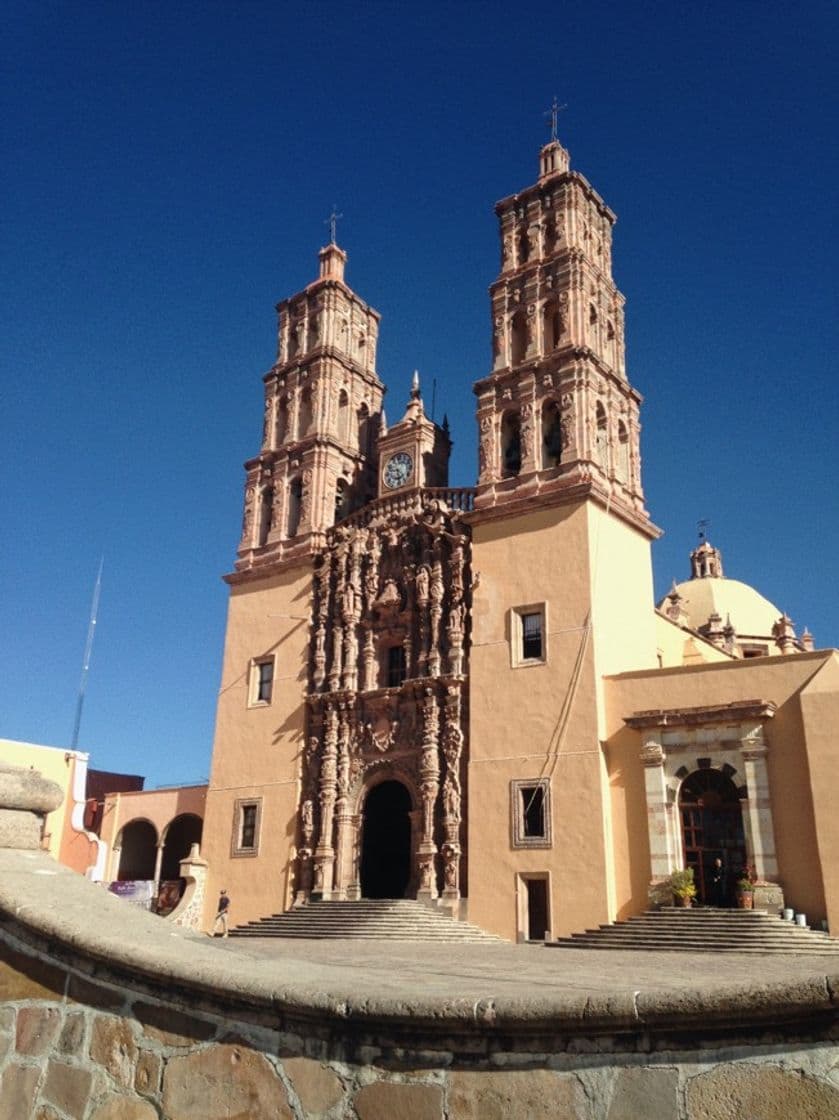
xmin=211 ymin=889 xmax=230 ymax=937
xmin=710 ymin=858 xmax=726 ymax=907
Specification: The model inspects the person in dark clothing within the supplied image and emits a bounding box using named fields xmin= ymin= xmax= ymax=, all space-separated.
xmin=710 ymin=858 xmax=726 ymax=907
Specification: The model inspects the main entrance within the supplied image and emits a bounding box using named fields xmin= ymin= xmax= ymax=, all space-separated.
xmin=360 ymin=781 xmax=412 ymax=899
xmin=679 ymin=769 xmax=746 ymax=905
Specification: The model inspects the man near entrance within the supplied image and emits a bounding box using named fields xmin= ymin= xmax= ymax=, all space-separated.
xmin=710 ymin=858 xmax=726 ymax=907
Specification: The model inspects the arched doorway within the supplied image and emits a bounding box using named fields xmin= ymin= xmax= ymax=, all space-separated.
xmin=679 ymin=769 xmax=746 ymax=905
xmin=360 ymin=781 xmax=412 ymax=899
xmin=160 ymin=813 xmax=203 ymax=881
xmin=116 ymin=820 xmax=157 ymax=881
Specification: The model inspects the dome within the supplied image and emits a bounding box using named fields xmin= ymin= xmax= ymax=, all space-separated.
xmin=663 ymin=576 xmax=782 ymax=640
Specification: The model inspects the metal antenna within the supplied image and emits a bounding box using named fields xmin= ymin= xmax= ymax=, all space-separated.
xmin=544 ymin=96 xmax=567 ymax=142
xmin=325 ymin=205 xmax=343 ymax=245
xmin=71 ymin=556 xmax=104 ymax=752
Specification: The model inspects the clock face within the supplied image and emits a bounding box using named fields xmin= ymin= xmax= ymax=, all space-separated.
xmin=383 ymin=451 xmax=414 ymax=490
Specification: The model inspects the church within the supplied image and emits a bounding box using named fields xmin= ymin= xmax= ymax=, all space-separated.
xmin=199 ymin=131 xmax=839 ymax=941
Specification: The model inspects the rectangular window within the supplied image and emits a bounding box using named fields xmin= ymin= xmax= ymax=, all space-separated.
xmin=232 ymin=798 xmax=261 ymax=857
xmin=511 ymin=604 xmax=547 ymax=667
xmin=521 ymin=612 xmax=543 ymax=660
xmin=510 ymin=778 xmax=551 ymax=848
xmin=386 ymin=644 xmax=406 ymax=688
xmin=249 ymin=657 xmax=274 ymax=706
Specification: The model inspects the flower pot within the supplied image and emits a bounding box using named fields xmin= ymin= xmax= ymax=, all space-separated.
xmin=737 ymin=893 xmax=754 ymax=909
xmin=677 ymin=895 xmax=693 ymax=908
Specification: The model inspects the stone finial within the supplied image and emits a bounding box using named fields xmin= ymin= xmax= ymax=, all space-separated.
xmin=773 ymin=613 xmax=798 ymax=655
xmin=723 ymin=613 xmax=737 ymax=655
xmin=705 ymin=611 xmax=726 ymax=649
xmin=801 ymin=627 xmax=815 ymax=652
xmin=663 ymin=580 xmax=688 ymax=627
xmin=0 ymin=762 xmax=63 ymax=850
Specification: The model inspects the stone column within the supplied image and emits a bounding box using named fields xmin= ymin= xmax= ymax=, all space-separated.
xmin=740 ymin=726 xmax=779 ymax=880
xmin=640 ymin=735 xmax=678 ymax=904
xmin=313 ymin=707 xmax=338 ymax=898
xmin=153 ymin=843 xmax=164 ymax=890
xmin=416 ymin=688 xmax=440 ymax=900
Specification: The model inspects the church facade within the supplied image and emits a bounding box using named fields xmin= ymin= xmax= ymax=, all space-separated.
xmin=200 ymin=136 xmax=839 ymax=941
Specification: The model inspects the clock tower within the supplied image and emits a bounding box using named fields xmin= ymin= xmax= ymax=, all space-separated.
xmin=376 ymin=371 xmax=451 ymax=497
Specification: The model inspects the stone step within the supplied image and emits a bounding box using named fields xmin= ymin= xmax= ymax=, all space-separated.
xmin=548 ymin=908 xmax=839 ymax=954
xmin=229 ymin=899 xmax=504 ymax=942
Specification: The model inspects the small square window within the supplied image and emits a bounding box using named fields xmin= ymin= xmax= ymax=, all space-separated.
xmin=232 ymin=799 xmax=261 ymax=857
xmin=511 ymin=604 xmax=547 ymax=667
xmin=511 ymin=778 xmax=551 ymax=848
xmin=249 ymin=657 xmax=274 ymax=706
xmin=386 ymin=644 xmax=406 ymax=688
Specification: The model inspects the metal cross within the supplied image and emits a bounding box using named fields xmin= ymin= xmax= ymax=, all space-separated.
xmin=326 ymin=206 xmax=343 ymax=244
xmin=545 ymin=96 xmax=567 ymax=142
xmin=697 ymin=518 xmax=710 ymax=542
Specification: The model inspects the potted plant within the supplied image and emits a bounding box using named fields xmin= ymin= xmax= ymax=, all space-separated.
xmin=669 ymin=868 xmax=697 ymax=908
xmin=736 ymin=864 xmax=757 ymax=909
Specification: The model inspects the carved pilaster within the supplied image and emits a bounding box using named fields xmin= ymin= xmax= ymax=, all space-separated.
xmin=313 ymin=705 xmax=338 ymax=896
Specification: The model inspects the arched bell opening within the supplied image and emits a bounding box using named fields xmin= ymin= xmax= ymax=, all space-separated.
xmin=679 ymin=768 xmax=746 ymax=906
xmin=359 ymin=780 xmax=413 ymax=899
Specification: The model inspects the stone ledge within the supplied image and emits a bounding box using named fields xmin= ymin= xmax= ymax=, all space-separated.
xmin=0 ymin=849 xmax=837 ymax=1048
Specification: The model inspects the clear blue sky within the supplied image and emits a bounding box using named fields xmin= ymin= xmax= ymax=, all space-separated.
xmin=3 ymin=2 xmax=837 ymax=788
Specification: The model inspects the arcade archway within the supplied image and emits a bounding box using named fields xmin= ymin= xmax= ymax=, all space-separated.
xmin=160 ymin=813 xmax=203 ymax=881
xmin=359 ymin=781 xmax=412 ymax=899
xmin=116 ymin=820 xmax=157 ymax=881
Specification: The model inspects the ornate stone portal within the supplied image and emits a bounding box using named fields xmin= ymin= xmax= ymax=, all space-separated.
xmin=297 ymin=492 xmax=471 ymax=904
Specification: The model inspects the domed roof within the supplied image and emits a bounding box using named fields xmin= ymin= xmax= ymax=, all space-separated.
xmin=664 ymin=576 xmax=782 ymax=639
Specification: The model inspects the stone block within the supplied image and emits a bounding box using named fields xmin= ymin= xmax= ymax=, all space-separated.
xmin=42 ymin=1059 xmax=95 ymax=1119
xmin=89 ymin=1014 xmax=138 ymax=1087
xmin=16 ymin=1005 xmax=62 ymax=1056
xmin=35 ymin=1107 xmax=62 ymax=1120
xmin=607 ymin=1067 xmax=679 ymax=1120
xmin=133 ymin=1000 xmax=216 ymax=1047
xmin=0 ymin=1005 xmax=14 ymax=1032
xmin=162 ymin=1043 xmax=294 ymax=1120
xmin=0 ymin=946 xmax=67 ymax=1002
xmin=0 ymin=808 xmax=42 ymax=849
xmin=686 ymin=1063 xmax=839 ymax=1119
xmin=89 ymin=1094 xmax=159 ymax=1120
xmin=355 ymin=1080 xmax=443 ymax=1120
xmin=283 ymin=1056 xmax=344 ymax=1114
xmin=58 ymin=1010 xmax=86 ymax=1055
xmin=0 ymin=1063 xmax=41 ymax=1118
xmin=448 ymin=1070 xmax=586 ymax=1120
xmin=134 ymin=1049 xmax=162 ymax=1096
xmin=0 ymin=764 xmax=63 ymax=813
xmin=67 ymin=972 xmax=126 ymax=1010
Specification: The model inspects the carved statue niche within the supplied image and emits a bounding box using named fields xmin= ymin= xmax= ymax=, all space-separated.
xmin=415 ymin=564 xmax=430 ymax=604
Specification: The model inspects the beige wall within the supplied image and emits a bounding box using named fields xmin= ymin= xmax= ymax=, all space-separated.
xmin=604 ymin=651 xmax=838 ymax=929
xmin=467 ymin=499 xmax=661 ymax=940
xmin=201 ymin=563 xmax=311 ymax=928
xmin=654 ymin=612 xmax=732 ymax=668
xmin=99 ymin=784 xmax=207 ymax=880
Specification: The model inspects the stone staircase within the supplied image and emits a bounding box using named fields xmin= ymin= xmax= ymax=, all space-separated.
xmin=229 ymin=899 xmax=506 ymax=942
xmin=548 ymin=908 xmax=839 ymax=955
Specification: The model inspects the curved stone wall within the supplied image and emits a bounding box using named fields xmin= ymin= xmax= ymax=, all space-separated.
xmin=2 ymin=848 xmax=838 ymax=1119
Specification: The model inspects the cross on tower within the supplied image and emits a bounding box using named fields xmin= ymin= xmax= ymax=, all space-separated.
xmin=697 ymin=518 xmax=710 ymax=542
xmin=544 ymin=96 xmax=567 ymax=143
xmin=325 ymin=205 xmax=343 ymax=245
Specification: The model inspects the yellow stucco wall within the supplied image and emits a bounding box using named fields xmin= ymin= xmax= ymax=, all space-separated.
xmin=604 ymin=651 xmax=838 ymax=929
xmin=0 ymin=740 xmax=78 ymax=861
xmin=200 ymin=563 xmax=311 ymax=928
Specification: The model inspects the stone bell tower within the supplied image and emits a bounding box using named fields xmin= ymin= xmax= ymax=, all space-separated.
xmin=235 ymin=237 xmax=384 ymax=573
xmin=474 ymin=131 xmax=648 ymax=528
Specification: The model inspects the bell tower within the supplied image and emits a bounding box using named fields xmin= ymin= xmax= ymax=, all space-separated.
xmin=474 ymin=132 xmax=649 ymax=530
xmin=235 ymin=237 xmax=384 ymax=573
